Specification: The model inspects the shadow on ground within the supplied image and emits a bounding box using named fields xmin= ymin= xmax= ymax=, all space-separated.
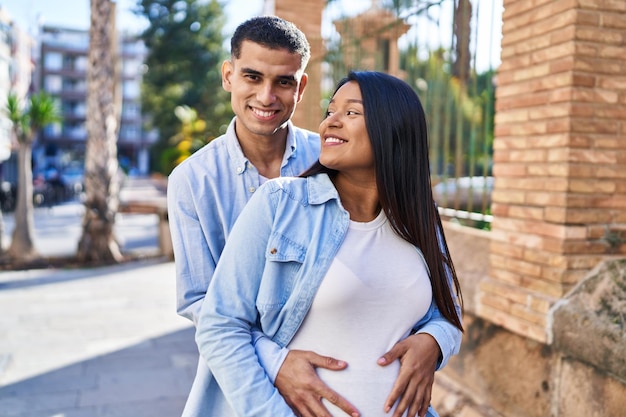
xmin=0 ymin=327 xmax=198 ymax=417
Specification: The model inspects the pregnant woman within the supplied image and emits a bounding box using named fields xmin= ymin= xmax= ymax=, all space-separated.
xmin=195 ymin=70 xmax=463 ymax=417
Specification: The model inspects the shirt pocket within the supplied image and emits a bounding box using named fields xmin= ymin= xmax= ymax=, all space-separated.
xmin=256 ymin=232 xmax=307 ymax=313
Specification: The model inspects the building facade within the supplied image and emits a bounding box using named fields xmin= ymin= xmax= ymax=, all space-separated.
xmin=38 ymin=25 xmax=153 ymax=177
xmin=0 ymin=7 xmax=33 ymax=197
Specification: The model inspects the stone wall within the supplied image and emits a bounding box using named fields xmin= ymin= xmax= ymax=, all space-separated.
xmin=434 ymin=222 xmax=626 ymax=417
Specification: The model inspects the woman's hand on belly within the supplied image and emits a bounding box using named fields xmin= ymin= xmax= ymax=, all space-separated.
xmin=376 ymin=333 xmax=440 ymax=417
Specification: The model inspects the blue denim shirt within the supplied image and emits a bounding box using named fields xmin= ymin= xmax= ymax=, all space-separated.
xmin=168 ymin=119 xmax=322 ymax=416
xmin=168 ymin=118 xmax=320 ymax=327
xmin=196 ymin=174 xmax=462 ymax=417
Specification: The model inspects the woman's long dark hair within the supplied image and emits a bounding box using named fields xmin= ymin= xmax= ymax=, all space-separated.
xmin=301 ymin=71 xmax=463 ymax=331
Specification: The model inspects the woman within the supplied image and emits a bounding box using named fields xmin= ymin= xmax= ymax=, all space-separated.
xmin=196 ymin=71 xmax=463 ymax=417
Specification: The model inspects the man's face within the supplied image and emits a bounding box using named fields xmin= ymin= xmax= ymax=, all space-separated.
xmin=222 ymin=41 xmax=308 ymax=141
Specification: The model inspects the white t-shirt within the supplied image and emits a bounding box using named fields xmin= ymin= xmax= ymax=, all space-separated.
xmin=288 ymin=210 xmax=433 ymax=416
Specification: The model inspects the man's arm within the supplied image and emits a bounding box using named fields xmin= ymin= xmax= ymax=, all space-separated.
xmin=167 ymin=170 xmax=217 ymax=325
xmin=378 ymin=306 xmax=461 ymax=417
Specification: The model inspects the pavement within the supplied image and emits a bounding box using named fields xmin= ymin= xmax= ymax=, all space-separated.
xmin=0 ymin=184 xmax=198 ymax=417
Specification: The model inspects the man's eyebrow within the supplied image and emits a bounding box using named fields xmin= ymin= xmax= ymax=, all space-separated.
xmin=277 ymin=74 xmax=298 ymax=82
xmin=240 ymin=67 xmax=262 ymax=76
xmin=240 ymin=67 xmax=297 ymax=82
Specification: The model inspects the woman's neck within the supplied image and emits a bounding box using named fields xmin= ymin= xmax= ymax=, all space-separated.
xmin=333 ymin=173 xmax=380 ymax=222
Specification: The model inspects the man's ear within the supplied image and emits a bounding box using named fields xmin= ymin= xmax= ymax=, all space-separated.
xmin=222 ymin=60 xmax=234 ymax=92
xmin=296 ymin=72 xmax=308 ymax=103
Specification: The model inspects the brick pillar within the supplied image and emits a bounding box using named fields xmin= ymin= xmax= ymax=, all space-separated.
xmin=479 ymin=0 xmax=626 ymax=342
xmin=272 ymin=0 xmax=325 ymax=131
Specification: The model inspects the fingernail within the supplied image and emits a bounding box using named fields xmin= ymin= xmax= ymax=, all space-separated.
xmin=377 ymin=357 xmax=386 ymax=365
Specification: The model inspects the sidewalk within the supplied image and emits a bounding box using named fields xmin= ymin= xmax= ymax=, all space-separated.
xmin=0 ymin=192 xmax=198 ymax=416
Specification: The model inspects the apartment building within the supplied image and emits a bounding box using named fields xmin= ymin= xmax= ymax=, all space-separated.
xmin=38 ymin=25 xmax=154 ymax=176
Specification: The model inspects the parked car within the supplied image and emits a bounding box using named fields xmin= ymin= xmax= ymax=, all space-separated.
xmin=432 ymin=176 xmax=494 ymax=212
xmin=60 ymin=163 xmax=85 ymax=197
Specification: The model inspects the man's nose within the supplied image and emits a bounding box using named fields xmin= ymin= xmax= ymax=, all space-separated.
xmin=257 ymin=83 xmax=277 ymax=105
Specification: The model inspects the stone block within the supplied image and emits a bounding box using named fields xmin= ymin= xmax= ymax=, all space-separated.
xmin=550 ymin=258 xmax=626 ymax=380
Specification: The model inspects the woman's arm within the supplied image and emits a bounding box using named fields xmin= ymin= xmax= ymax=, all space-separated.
xmin=195 ymin=186 xmax=296 ymax=417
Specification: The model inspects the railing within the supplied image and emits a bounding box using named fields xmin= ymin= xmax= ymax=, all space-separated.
xmin=325 ymin=0 xmax=499 ymax=229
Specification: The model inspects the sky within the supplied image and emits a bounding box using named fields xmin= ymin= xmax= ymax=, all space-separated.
xmin=0 ymin=0 xmax=502 ymax=71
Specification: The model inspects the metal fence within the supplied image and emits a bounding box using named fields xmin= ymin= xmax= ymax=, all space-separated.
xmin=325 ymin=0 xmax=500 ymax=229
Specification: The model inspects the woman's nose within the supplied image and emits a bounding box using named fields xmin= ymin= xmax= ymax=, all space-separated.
xmin=326 ymin=112 xmax=341 ymax=127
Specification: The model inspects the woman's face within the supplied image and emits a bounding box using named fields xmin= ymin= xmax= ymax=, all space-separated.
xmin=318 ymin=81 xmax=374 ymax=176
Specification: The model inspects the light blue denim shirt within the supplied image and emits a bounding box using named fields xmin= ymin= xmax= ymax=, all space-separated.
xmin=167 ymin=118 xmax=321 ymax=416
xmin=196 ymin=174 xmax=462 ymax=417
xmin=168 ymin=118 xmax=320 ymax=326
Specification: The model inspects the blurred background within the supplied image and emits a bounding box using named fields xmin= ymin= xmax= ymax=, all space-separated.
xmin=0 ymin=0 xmax=502 ymax=226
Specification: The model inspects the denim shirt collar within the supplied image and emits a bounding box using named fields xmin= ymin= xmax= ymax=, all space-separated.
xmin=306 ymin=173 xmax=340 ymax=206
xmin=226 ymin=118 xmax=298 ymax=176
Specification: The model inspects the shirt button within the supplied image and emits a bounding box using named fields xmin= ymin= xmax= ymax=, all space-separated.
xmin=270 ymin=248 xmax=277 ymax=254
xmin=249 ymin=186 xmax=256 ymax=193
xmin=236 ymin=166 xmax=243 ymax=173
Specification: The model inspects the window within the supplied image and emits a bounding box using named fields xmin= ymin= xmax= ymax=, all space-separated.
xmin=45 ymin=75 xmax=63 ymax=93
xmin=44 ymin=52 xmax=63 ymax=70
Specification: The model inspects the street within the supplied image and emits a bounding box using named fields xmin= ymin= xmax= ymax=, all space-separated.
xmin=0 ymin=198 xmax=198 ymax=417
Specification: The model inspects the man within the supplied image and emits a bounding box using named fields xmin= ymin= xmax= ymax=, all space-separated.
xmin=167 ymin=16 xmax=460 ymax=417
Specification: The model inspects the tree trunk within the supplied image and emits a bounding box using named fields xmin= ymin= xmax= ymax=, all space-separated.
xmin=453 ymin=0 xmax=472 ymax=83
xmin=77 ymin=0 xmax=123 ymax=263
xmin=8 ymin=140 xmax=38 ymax=260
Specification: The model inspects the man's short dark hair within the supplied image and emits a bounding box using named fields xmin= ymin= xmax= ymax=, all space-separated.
xmin=231 ymin=16 xmax=311 ymax=69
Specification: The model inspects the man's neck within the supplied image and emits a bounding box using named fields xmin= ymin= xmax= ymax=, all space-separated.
xmin=238 ymin=131 xmax=288 ymax=180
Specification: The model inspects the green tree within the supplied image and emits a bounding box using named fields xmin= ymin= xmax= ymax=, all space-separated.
xmin=77 ymin=0 xmax=123 ymax=263
xmin=5 ymin=92 xmax=61 ymax=261
xmin=134 ymin=0 xmax=232 ymax=174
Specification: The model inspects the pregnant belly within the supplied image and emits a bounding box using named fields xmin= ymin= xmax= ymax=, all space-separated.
xmin=317 ymin=360 xmax=401 ymax=417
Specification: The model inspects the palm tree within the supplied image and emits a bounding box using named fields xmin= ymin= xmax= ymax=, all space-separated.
xmin=77 ymin=0 xmax=123 ymax=263
xmin=5 ymin=92 xmax=61 ymax=261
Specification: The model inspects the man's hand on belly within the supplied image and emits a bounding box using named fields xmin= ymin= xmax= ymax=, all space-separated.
xmin=274 ymin=349 xmax=360 ymax=417
xmin=377 ymin=333 xmax=440 ymax=417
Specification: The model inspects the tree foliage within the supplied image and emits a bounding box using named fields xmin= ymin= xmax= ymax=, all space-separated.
xmin=163 ymin=105 xmax=207 ymax=169
xmin=134 ymin=0 xmax=232 ymax=174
